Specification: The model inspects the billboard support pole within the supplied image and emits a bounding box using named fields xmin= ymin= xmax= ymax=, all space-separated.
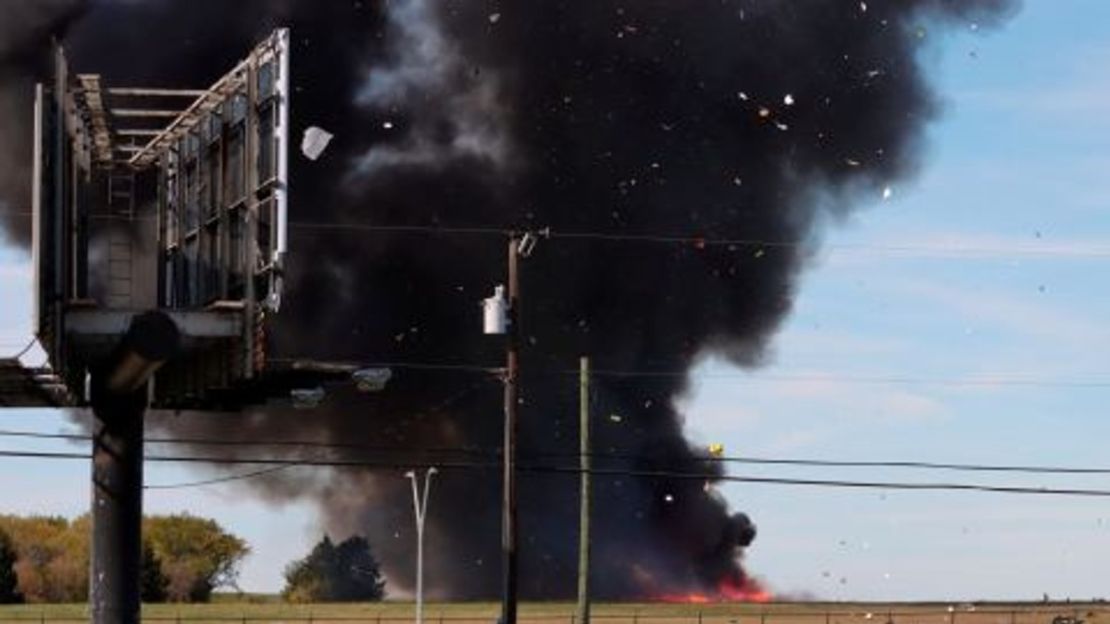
xmin=90 ymin=388 xmax=145 ymax=624
xmin=90 ymin=311 xmax=180 ymax=624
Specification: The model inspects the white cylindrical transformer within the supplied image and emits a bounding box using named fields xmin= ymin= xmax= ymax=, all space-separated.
xmin=483 ymin=285 xmax=508 ymax=335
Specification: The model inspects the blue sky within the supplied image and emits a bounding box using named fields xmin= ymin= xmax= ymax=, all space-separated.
xmin=2 ymin=0 xmax=1110 ymax=600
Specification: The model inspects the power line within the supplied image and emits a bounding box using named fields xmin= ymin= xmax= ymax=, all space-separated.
xmin=2 ymin=444 xmax=1110 ymax=497
xmin=5 ymin=445 xmax=1110 ymax=498
xmin=584 ymin=369 xmax=1110 ymax=388
xmin=265 ymin=358 xmax=502 ymax=375
xmin=4 ymin=208 xmax=1109 ymax=259
xmin=1 ymin=339 xmax=37 ymax=360
xmin=258 ymin=358 xmax=1110 ymax=389
xmin=7 ymin=428 xmax=1110 ymax=476
xmin=144 ymin=464 xmax=297 ymax=490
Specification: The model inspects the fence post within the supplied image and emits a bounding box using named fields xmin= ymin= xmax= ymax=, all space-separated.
xmin=1010 ymin=612 xmax=1016 ymax=624
xmin=760 ymin=612 xmax=767 ymax=624
xmin=698 ymin=611 xmax=703 ymax=624
xmin=825 ymin=612 xmax=831 ymax=624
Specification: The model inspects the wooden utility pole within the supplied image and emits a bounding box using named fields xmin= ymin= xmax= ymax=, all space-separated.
xmin=500 ymin=235 xmax=521 ymax=624
xmin=576 ymin=357 xmax=592 ymax=624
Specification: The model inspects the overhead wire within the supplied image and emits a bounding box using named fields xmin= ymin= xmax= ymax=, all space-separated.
xmin=1 ymin=338 xmax=37 ymax=360
xmin=1 ymin=447 xmax=1110 ymax=498
xmin=3 ymin=208 xmax=1109 ymax=259
xmin=143 ymin=464 xmax=295 ymax=490
xmin=7 ymin=427 xmax=1110 ymax=476
xmin=247 ymin=358 xmax=1110 ymax=389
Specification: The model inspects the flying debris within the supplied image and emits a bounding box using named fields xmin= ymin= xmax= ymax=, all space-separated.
xmin=783 ymin=94 xmax=795 ymax=106
xmin=708 ymin=443 xmax=725 ymax=457
xmin=301 ymin=126 xmax=334 ymax=160
xmin=882 ymin=186 xmax=893 ymax=200
xmin=290 ymin=387 xmax=326 ymax=410
xmin=352 ymin=368 xmax=393 ymax=393
xmin=0 ymin=0 xmax=1020 ymax=602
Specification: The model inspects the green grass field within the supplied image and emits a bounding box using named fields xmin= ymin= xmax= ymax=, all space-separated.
xmin=0 ymin=601 xmax=1104 ymax=624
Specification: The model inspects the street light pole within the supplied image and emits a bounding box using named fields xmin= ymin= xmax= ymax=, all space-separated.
xmin=406 ymin=468 xmax=437 ymax=624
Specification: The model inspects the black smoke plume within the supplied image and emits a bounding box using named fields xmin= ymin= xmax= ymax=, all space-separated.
xmin=0 ymin=0 xmax=1018 ymax=599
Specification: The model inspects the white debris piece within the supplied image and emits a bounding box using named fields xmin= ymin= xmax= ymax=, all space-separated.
xmin=882 ymin=186 xmax=893 ymax=200
xmin=664 ymin=494 xmax=675 ymax=503
xmin=774 ymin=121 xmax=789 ymax=131
xmin=382 ymin=120 xmax=394 ymax=129
xmin=301 ymin=126 xmax=334 ymax=161
xmin=353 ymin=368 xmax=392 ymax=393
xmin=860 ymin=2 xmax=868 ymax=12
xmin=783 ymin=93 xmax=795 ymax=106
xmin=845 ymin=158 xmax=861 ymax=167
xmin=489 ymin=12 xmax=501 ymax=24
xmin=291 ymin=387 xmax=326 ymax=409
xmin=738 ymin=91 xmax=750 ymax=101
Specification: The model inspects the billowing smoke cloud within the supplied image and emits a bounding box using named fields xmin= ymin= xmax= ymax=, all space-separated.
xmin=0 ymin=0 xmax=1019 ymax=600
xmin=353 ymin=0 xmax=512 ymax=176
xmin=0 ymin=0 xmax=86 ymax=246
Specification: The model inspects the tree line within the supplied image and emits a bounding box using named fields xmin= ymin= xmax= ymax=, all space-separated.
xmin=0 ymin=514 xmax=386 ymax=604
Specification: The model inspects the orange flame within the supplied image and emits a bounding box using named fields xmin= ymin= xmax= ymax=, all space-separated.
xmin=654 ymin=577 xmax=771 ymax=604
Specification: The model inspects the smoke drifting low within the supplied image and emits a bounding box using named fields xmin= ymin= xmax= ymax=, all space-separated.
xmin=0 ymin=0 xmax=1018 ymax=599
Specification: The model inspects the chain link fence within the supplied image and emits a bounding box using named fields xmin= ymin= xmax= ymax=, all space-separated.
xmin=0 ymin=604 xmax=1104 ymax=624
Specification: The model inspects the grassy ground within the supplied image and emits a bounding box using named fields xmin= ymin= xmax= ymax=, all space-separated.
xmin=0 ymin=601 xmax=1104 ymax=624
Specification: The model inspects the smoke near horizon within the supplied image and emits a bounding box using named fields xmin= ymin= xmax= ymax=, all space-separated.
xmin=0 ymin=0 xmax=1018 ymax=600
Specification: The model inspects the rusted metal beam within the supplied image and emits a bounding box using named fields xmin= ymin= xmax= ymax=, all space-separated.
xmin=106 ymin=87 xmax=207 ymax=97
xmin=110 ymin=109 xmax=182 ymax=118
xmin=129 ymin=29 xmax=285 ymax=168
xmin=76 ymin=74 xmax=114 ymax=164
